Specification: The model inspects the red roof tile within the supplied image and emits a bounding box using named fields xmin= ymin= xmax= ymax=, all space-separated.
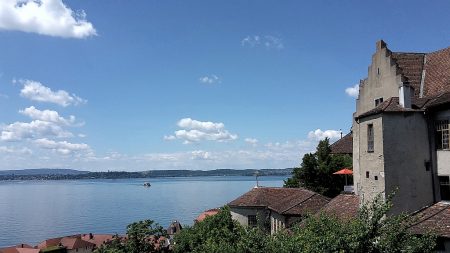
xmin=391 ymin=52 xmax=425 ymax=97
xmin=81 ymin=234 xmax=114 ymax=248
xmin=228 ymin=187 xmax=330 ymax=216
xmin=195 ymin=208 xmax=220 ymax=222
xmin=320 ymin=194 xmax=359 ymax=220
xmin=330 ymin=132 xmax=353 ymax=155
xmin=410 ymin=202 xmax=450 ymax=238
xmin=423 ymin=46 xmax=450 ymax=98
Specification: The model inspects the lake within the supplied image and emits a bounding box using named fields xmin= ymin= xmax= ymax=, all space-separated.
xmin=0 ymin=176 xmax=286 ymax=247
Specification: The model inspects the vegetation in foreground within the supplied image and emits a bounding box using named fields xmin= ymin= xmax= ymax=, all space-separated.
xmin=284 ymin=137 xmax=352 ymax=198
xmin=96 ymin=194 xmax=436 ymax=253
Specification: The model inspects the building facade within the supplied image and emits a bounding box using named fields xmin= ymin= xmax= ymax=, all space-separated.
xmin=353 ymin=40 xmax=450 ymax=214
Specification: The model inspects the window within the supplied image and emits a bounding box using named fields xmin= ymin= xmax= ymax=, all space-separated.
xmin=374 ymin=176 xmax=378 ymax=180
xmin=439 ymin=176 xmax=450 ymax=201
xmin=367 ymin=124 xmax=374 ymax=152
xmin=377 ymin=68 xmax=380 ymax=75
xmin=248 ymin=215 xmax=257 ymax=227
xmin=436 ymin=120 xmax=449 ymax=150
xmin=366 ymin=171 xmax=370 ymax=178
xmin=375 ymin=97 xmax=384 ymax=107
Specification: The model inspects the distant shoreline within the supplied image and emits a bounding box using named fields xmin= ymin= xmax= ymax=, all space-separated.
xmin=0 ymin=168 xmax=293 ymax=181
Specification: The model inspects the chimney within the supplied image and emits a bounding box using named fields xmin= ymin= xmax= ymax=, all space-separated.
xmin=399 ymin=84 xmax=411 ymax=108
xmin=376 ymin=40 xmax=387 ymax=51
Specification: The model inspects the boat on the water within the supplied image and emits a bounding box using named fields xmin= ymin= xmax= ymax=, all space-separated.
xmin=143 ymin=182 xmax=151 ymax=187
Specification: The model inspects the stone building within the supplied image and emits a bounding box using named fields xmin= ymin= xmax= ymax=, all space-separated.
xmin=352 ymin=40 xmax=450 ymax=214
xmin=228 ymin=187 xmax=329 ymax=234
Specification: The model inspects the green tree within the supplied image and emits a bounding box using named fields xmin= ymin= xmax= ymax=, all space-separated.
xmin=284 ymin=137 xmax=352 ymax=197
xmin=173 ymin=206 xmax=246 ymax=253
xmin=94 ymin=220 xmax=166 ymax=253
xmin=270 ymin=194 xmax=436 ymax=253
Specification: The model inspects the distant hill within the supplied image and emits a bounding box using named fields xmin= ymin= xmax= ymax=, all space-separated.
xmin=0 ymin=168 xmax=293 ymax=180
xmin=0 ymin=169 xmax=89 ymax=176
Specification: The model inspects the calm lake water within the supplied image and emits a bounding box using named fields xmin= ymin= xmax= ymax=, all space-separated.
xmin=0 ymin=176 xmax=285 ymax=247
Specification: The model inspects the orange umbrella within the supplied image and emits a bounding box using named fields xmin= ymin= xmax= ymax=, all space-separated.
xmin=333 ymin=168 xmax=353 ymax=185
xmin=333 ymin=168 xmax=353 ymax=175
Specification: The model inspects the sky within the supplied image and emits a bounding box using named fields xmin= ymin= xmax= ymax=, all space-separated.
xmin=0 ymin=0 xmax=449 ymax=171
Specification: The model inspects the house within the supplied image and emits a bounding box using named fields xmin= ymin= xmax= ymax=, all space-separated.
xmin=228 ymin=187 xmax=330 ymax=234
xmin=0 ymin=244 xmax=39 ymax=253
xmin=194 ymin=208 xmax=219 ymax=223
xmin=351 ymin=40 xmax=450 ymax=215
xmin=38 ymin=235 xmax=96 ymax=253
xmin=80 ymin=234 xmax=115 ymax=249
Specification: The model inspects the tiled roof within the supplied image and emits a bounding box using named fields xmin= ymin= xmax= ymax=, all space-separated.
xmin=356 ymin=97 xmax=423 ymax=119
xmin=391 ymin=52 xmax=425 ymax=97
xmin=0 ymin=245 xmax=39 ymax=253
xmin=423 ymin=46 xmax=450 ymax=97
xmin=81 ymin=234 xmax=115 ymax=248
xmin=38 ymin=235 xmax=95 ymax=250
xmin=409 ymin=202 xmax=450 ymax=238
xmin=166 ymin=221 xmax=183 ymax=235
xmin=195 ymin=208 xmax=220 ymax=222
xmin=228 ymin=187 xmax=330 ymax=216
xmin=320 ymin=194 xmax=359 ymax=220
xmin=330 ymin=132 xmax=353 ymax=155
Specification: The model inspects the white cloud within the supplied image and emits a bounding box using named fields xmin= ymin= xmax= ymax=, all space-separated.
xmin=307 ymin=129 xmax=341 ymax=141
xmin=19 ymin=106 xmax=77 ymax=126
xmin=166 ymin=118 xmax=238 ymax=144
xmin=0 ymin=0 xmax=96 ymax=38
xmin=199 ymin=75 xmax=220 ymax=84
xmin=20 ymin=79 xmax=86 ymax=107
xmin=241 ymin=35 xmax=284 ymax=50
xmin=345 ymin=84 xmax=359 ymax=98
xmin=0 ymin=93 xmax=8 ymax=99
xmin=177 ymin=118 xmax=224 ymax=132
xmin=191 ymin=150 xmax=212 ymax=160
xmin=245 ymin=138 xmax=258 ymax=146
xmin=1 ymin=120 xmax=72 ymax=141
xmin=34 ymin=138 xmax=90 ymax=155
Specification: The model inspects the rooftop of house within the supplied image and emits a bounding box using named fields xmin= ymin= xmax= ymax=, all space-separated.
xmin=320 ymin=193 xmax=359 ymax=220
xmin=166 ymin=221 xmax=183 ymax=235
xmin=356 ymin=91 xmax=450 ymax=120
xmin=80 ymin=234 xmax=115 ymax=248
xmin=195 ymin=208 xmax=220 ymax=223
xmin=409 ymin=201 xmax=450 ymax=238
xmin=228 ymin=187 xmax=330 ymax=216
xmin=38 ymin=235 xmax=96 ymax=250
xmin=330 ymin=132 xmax=353 ymax=155
xmin=0 ymin=245 xmax=39 ymax=253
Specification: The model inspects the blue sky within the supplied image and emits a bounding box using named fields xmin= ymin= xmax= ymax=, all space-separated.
xmin=0 ymin=0 xmax=449 ymax=171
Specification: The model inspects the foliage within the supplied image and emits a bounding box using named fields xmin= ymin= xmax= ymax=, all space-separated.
xmin=284 ymin=137 xmax=352 ymax=197
xmin=173 ymin=206 xmax=246 ymax=253
xmin=94 ymin=220 xmax=166 ymax=253
xmin=173 ymin=196 xmax=436 ymax=253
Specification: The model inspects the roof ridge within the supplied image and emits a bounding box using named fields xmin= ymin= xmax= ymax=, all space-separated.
xmin=280 ymin=193 xmax=316 ymax=214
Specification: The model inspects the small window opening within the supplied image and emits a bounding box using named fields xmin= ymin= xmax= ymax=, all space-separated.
xmin=375 ymin=97 xmax=384 ymax=107
xmin=366 ymin=171 xmax=370 ymax=178
xmin=374 ymin=176 xmax=378 ymax=180
xmin=439 ymin=176 xmax=450 ymax=201
xmin=248 ymin=215 xmax=257 ymax=228
xmin=368 ymin=124 xmax=374 ymax=152
xmin=377 ymin=68 xmax=380 ymax=75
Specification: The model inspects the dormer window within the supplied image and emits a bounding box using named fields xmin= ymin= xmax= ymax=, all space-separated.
xmin=375 ymin=97 xmax=383 ymax=107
